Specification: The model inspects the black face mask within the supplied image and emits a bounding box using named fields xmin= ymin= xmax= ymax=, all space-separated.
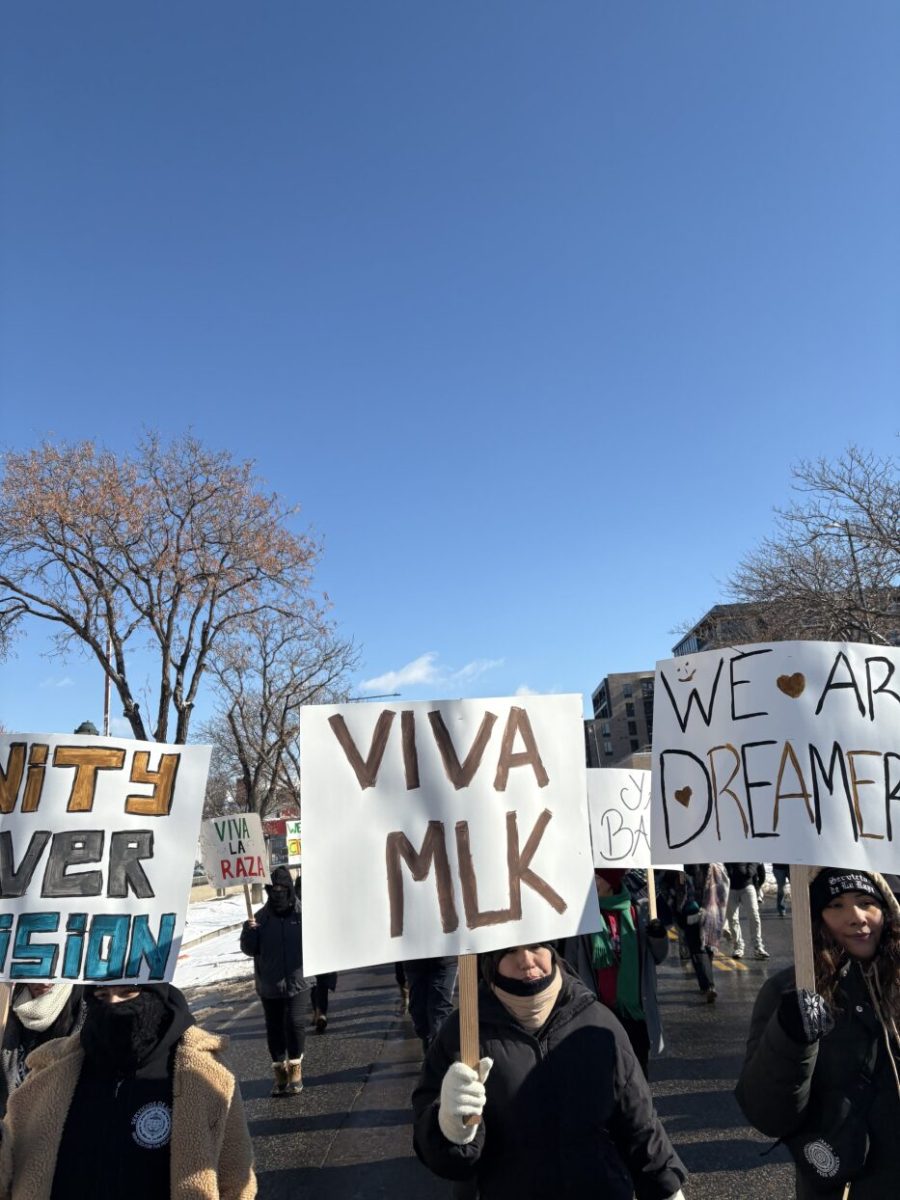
xmin=268 ymin=886 xmax=293 ymax=913
xmin=81 ymin=990 xmax=171 ymax=1076
xmin=493 ymin=966 xmax=558 ymax=997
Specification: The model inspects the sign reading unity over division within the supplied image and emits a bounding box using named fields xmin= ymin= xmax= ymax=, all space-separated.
xmin=199 ymin=812 xmax=270 ymax=888
xmin=587 ymin=769 xmax=652 ymax=868
xmin=300 ymin=695 xmax=601 ymax=975
xmin=0 ymin=732 xmax=209 ymax=983
xmin=650 ymin=641 xmax=900 ymax=872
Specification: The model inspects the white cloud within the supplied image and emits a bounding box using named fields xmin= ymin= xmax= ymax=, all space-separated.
xmin=359 ymin=652 xmax=504 ymax=695
xmin=40 ymin=676 xmax=74 ymax=690
xmin=109 ymin=717 xmax=135 ymax=738
xmin=359 ymin=652 xmax=441 ymax=693
xmin=515 ymin=683 xmax=537 ymax=696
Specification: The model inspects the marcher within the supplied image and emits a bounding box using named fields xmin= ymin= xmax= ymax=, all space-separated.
xmin=394 ymin=962 xmax=410 ymax=1014
xmin=402 ymin=956 xmax=458 ymax=1054
xmin=0 ymin=982 xmax=256 ymax=1199
xmin=240 ymin=865 xmax=308 ymax=1096
xmin=412 ymin=942 xmax=687 ymax=1200
xmin=736 ymin=867 xmax=900 ymax=1199
xmin=773 ymin=863 xmax=790 ymax=916
xmin=310 ymin=974 xmax=337 ymax=1033
xmin=0 ymin=983 xmax=85 ymax=1117
xmin=722 ymin=862 xmax=768 ymax=959
xmin=660 ymin=870 xmax=716 ymax=1003
xmin=557 ymin=866 xmax=669 ymax=1076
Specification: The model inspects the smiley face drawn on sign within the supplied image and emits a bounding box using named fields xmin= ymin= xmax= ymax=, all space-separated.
xmin=776 ymin=673 xmax=806 ymax=699
xmin=676 ymin=661 xmax=696 ymax=683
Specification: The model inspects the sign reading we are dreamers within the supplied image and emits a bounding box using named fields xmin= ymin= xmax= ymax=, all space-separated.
xmin=300 ymin=695 xmax=601 ymax=976
xmin=650 ymin=641 xmax=900 ymax=872
xmin=0 ymin=733 xmax=209 ymax=983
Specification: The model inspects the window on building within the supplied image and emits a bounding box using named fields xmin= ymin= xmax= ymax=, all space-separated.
xmin=627 ymin=720 xmax=637 ymax=736
xmin=629 ymin=738 xmax=639 ymax=751
xmin=625 ymin=702 xmax=635 ymax=718
xmin=603 ymin=741 xmax=613 ymax=756
xmin=601 ymin=723 xmax=610 ymax=737
xmin=623 ymin=684 xmax=633 ymax=698
xmin=641 ymin=679 xmax=654 ymax=697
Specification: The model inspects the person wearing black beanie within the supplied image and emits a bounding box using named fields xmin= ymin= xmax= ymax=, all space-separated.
xmin=0 ymin=983 xmax=255 ymax=1199
xmin=736 ymin=867 xmax=900 ymax=1198
xmin=239 ymin=865 xmax=308 ymax=1096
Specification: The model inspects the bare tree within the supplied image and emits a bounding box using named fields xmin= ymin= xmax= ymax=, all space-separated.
xmin=0 ymin=433 xmax=325 ymax=742
xmin=729 ymin=446 xmax=900 ymax=645
xmin=200 ymin=610 xmax=357 ymax=818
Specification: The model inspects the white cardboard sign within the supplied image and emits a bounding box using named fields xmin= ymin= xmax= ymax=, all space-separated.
xmin=0 ymin=732 xmax=209 ymax=983
xmin=285 ymin=819 xmax=302 ymax=866
xmin=587 ymin=769 xmax=652 ymax=868
xmin=199 ymin=812 xmax=270 ymax=888
xmin=300 ymin=694 xmax=602 ymax=975
xmin=650 ymin=641 xmax=900 ymax=871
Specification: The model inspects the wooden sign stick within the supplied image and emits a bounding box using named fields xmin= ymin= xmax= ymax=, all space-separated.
xmin=646 ymin=866 xmax=657 ymax=920
xmin=790 ymin=865 xmax=816 ymax=992
xmin=243 ymin=883 xmax=255 ymax=922
xmin=458 ymin=953 xmax=482 ymax=1127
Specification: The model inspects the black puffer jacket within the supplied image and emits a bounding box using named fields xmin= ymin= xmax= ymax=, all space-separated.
xmin=736 ymin=962 xmax=900 ymax=1200
xmin=239 ymin=896 xmax=307 ymax=999
xmin=725 ymin=863 xmax=764 ymax=891
xmin=412 ymin=970 xmax=685 ymax=1200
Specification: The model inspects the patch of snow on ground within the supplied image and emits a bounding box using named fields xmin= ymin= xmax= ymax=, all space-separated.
xmin=175 ymin=925 xmax=253 ymax=990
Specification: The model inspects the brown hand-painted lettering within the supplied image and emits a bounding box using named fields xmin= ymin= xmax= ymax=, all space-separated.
xmin=329 ymin=710 xmax=395 ymax=789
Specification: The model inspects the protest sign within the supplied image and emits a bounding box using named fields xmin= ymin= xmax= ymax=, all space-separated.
xmin=300 ymin=694 xmax=601 ymax=975
xmin=0 ymin=732 xmax=209 ymax=983
xmin=199 ymin=812 xmax=270 ymax=889
xmin=285 ymin=819 xmax=301 ymax=866
xmin=650 ymin=641 xmax=900 ymax=873
xmin=587 ymin=768 xmax=652 ymax=868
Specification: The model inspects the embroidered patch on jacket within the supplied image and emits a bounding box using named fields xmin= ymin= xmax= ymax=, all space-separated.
xmin=803 ymin=1139 xmax=840 ymax=1178
xmin=131 ymin=1101 xmax=173 ymax=1149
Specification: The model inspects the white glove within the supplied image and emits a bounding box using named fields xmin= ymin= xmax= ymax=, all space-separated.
xmin=685 ymin=907 xmax=705 ymax=926
xmin=437 ymin=1058 xmax=493 ymax=1145
xmin=666 ymin=1191 xmax=686 ymax=1200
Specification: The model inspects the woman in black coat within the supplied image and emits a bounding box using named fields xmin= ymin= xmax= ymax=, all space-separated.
xmin=239 ymin=865 xmax=308 ymax=1096
xmin=736 ymin=867 xmax=900 ymax=1199
xmin=412 ymin=942 xmax=686 ymax=1200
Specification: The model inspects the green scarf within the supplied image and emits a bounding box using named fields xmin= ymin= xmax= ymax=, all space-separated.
xmin=591 ymin=889 xmax=644 ymax=1021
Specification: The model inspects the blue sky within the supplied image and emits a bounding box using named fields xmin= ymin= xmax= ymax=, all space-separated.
xmin=1 ymin=2 xmax=898 ymax=736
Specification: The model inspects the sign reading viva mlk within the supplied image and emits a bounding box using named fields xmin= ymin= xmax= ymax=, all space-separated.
xmin=300 ymin=695 xmax=601 ymax=975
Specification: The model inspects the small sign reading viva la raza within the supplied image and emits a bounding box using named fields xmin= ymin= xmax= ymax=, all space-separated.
xmin=650 ymin=641 xmax=900 ymax=871
xmin=0 ymin=732 xmax=209 ymax=983
xmin=199 ymin=812 xmax=269 ymax=888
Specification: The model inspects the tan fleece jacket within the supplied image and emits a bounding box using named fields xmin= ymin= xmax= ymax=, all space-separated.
xmin=0 ymin=1024 xmax=256 ymax=1200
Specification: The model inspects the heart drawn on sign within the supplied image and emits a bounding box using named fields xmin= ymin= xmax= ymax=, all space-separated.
xmin=674 ymin=786 xmax=692 ymax=808
xmin=777 ymin=673 xmax=806 ymax=699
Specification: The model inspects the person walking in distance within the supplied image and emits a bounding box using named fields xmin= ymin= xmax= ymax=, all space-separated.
xmin=773 ymin=863 xmax=790 ymax=916
xmin=723 ymin=863 xmax=768 ymax=959
xmin=240 ymin=866 xmax=308 ymax=1097
xmin=402 ymin=957 xmax=458 ymax=1055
